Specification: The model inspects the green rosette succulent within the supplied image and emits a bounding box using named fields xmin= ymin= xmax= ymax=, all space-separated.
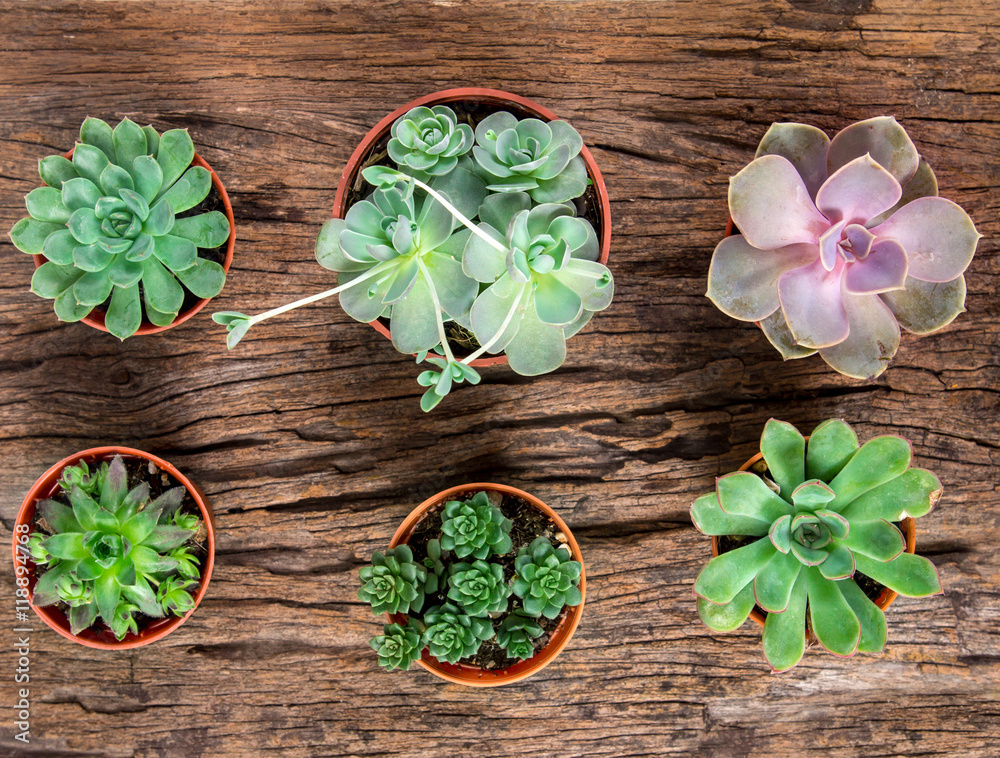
xmin=370 ymin=621 xmax=425 ymax=671
xmin=357 ymin=544 xmax=428 ymax=616
xmin=439 ymin=491 xmax=513 ymax=560
xmin=29 ymin=455 xmax=203 ymax=640
xmin=421 ymin=602 xmax=495 ymax=664
xmin=497 ymin=610 xmax=545 ymax=661
xmin=472 ymin=112 xmax=587 ymax=203
xmin=446 ymin=559 xmax=513 ymax=616
xmin=692 ymin=419 xmax=944 ymax=672
xmin=512 ymin=536 xmax=583 ymax=619
xmin=464 ymin=195 xmax=613 ymax=376
xmin=388 ymin=105 xmax=474 ymax=178
xmin=10 ymin=117 xmax=231 ymax=340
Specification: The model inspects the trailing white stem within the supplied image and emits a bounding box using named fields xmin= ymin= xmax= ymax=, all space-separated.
xmin=247 ymin=262 xmax=393 ymax=326
xmin=462 ymin=284 xmax=527 ymax=364
xmin=416 ymin=258 xmax=455 ymax=363
xmin=408 ymin=176 xmax=509 ymax=255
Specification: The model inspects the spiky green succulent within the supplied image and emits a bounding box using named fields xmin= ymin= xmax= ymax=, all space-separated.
xmin=421 ymin=602 xmax=495 ymax=664
xmin=472 ymin=112 xmax=587 ymax=203
xmin=497 ymin=610 xmax=545 ymax=661
xmin=370 ymin=621 xmax=425 ymax=671
xmin=439 ymin=491 xmax=513 ymax=560
xmin=29 ymin=454 xmax=203 ymax=640
xmin=357 ymin=544 xmax=428 ymax=616
xmin=216 ymin=102 xmax=613 ymax=413
xmin=388 ymin=105 xmax=475 ymax=178
xmin=692 ymin=419 xmax=944 ymax=672
xmin=447 ymin=559 xmax=513 ymax=616
xmin=513 ymin=536 xmax=584 ymax=619
xmin=10 ymin=117 xmax=231 ymax=340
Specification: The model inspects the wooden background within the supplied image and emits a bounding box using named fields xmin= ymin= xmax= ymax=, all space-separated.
xmin=1 ymin=1 xmax=998 ymax=756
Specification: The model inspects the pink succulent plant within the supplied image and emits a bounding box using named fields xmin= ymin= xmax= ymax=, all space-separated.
xmin=708 ymin=117 xmax=981 ymax=379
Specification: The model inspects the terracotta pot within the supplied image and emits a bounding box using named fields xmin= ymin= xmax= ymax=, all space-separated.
xmin=32 ymin=150 xmax=235 ymax=336
xmin=12 ymin=447 xmax=216 ymax=649
xmin=333 ymin=88 xmax=612 ymax=367
xmin=386 ymin=482 xmax=585 ymax=686
xmin=710 ymin=446 xmax=916 ymax=631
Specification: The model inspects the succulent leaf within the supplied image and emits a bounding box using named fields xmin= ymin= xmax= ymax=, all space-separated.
xmin=697 ymin=581 xmax=756 ymax=633
xmin=762 ymin=571 xmax=807 ymax=672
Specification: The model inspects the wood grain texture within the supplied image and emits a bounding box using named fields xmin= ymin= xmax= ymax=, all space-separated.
xmin=1 ymin=0 xmax=998 ymax=756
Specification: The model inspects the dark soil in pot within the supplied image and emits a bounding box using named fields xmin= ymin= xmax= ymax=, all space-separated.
xmin=29 ymin=455 xmax=209 ymax=643
xmin=347 ymin=97 xmax=605 ymax=361
xmin=716 ymin=457 xmax=891 ymax=621
xmin=403 ymin=490 xmax=569 ymax=671
xmin=92 ymin=172 xmax=228 ymax=321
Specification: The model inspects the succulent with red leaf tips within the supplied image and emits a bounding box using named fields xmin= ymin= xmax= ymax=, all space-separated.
xmin=707 ymin=117 xmax=981 ymax=379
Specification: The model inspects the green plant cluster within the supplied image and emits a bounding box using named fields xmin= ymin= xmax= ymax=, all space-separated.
xmin=28 ymin=455 xmax=203 ymax=641
xmin=216 ymin=103 xmax=614 ymax=412
xmin=9 ymin=117 xmax=230 ymax=340
xmin=691 ymin=419 xmax=943 ymax=672
xmin=360 ymin=491 xmax=583 ymax=672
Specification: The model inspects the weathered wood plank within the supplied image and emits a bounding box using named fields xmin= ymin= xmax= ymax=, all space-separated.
xmin=1 ymin=0 xmax=998 ymax=756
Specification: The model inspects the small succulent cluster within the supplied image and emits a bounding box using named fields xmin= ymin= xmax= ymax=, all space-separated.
xmin=360 ymin=491 xmax=583 ymax=672
xmin=10 ymin=117 xmax=231 ymax=340
xmin=27 ymin=455 xmax=203 ymax=640
xmin=217 ymin=101 xmax=613 ymax=411
xmin=691 ymin=419 xmax=943 ymax=672
xmin=708 ymin=117 xmax=980 ymax=380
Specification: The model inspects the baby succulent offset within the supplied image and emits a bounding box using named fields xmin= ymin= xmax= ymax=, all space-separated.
xmin=10 ymin=117 xmax=231 ymax=340
xmin=707 ymin=117 xmax=980 ymax=379
xmin=513 ymin=536 xmax=584 ymax=619
xmin=28 ymin=455 xmax=203 ymax=641
xmin=691 ymin=419 xmax=943 ymax=672
xmin=216 ymin=102 xmax=613 ymax=411
xmin=358 ymin=490 xmax=584 ymax=673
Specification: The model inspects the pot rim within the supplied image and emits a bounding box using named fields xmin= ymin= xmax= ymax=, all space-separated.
xmin=32 ymin=149 xmax=235 ymax=336
xmin=710 ymin=445 xmax=917 ymax=630
xmin=12 ymin=446 xmax=216 ymax=649
xmin=385 ymin=482 xmax=586 ymax=687
xmin=332 ymin=87 xmax=612 ymax=368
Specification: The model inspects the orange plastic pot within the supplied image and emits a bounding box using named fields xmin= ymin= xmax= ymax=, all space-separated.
xmin=32 ymin=150 xmax=235 ymax=336
xmin=386 ymin=483 xmax=585 ymax=686
xmin=710 ymin=447 xmax=916 ymax=630
xmin=12 ymin=447 xmax=216 ymax=649
xmin=332 ymin=88 xmax=612 ymax=367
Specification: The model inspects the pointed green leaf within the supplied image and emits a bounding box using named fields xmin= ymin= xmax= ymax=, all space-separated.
xmin=73 ymin=270 xmax=114 ymax=307
xmin=769 ymin=514 xmax=792 ymax=553
xmin=152 ymin=234 xmax=197 ymax=271
xmin=67 ymin=208 xmax=103 ymax=244
xmin=790 ymin=480 xmax=837 ymax=510
xmin=61 ymin=176 xmax=102 ymax=211
xmin=119 ymin=188 xmax=149 ymax=221
xmin=155 ymin=129 xmax=195 ymax=195
xmin=754 ymin=549 xmax=802 ymax=613
xmin=69 ymin=601 xmax=99 ymax=635
xmin=31 ymin=262 xmax=84 ymax=299
xmin=131 ymin=155 xmax=164 ymax=203
xmin=806 ymin=419 xmax=860 ymax=481
xmin=94 ymin=572 xmax=121 ymax=625
xmin=840 ymin=468 xmax=943 ymax=522
xmin=839 ymin=578 xmax=887 ymax=653
xmin=142 ymin=198 xmax=174 ymax=236
xmin=72 ymin=142 xmax=110 ymax=185
xmin=760 ymin=419 xmax=806 ymax=498
xmin=690 ymin=493 xmax=770 ymax=537
xmin=806 ymin=566 xmax=861 ymax=657
xmin=10 ymin=218 xmax=63 ymax=254
xmin=789 ymin=540 xmax=828 ymax=566
xmin=697 ymin=581 xmax=755 ymax=632
xmin=854 ymin=552 xmax=942 ymax=597
xmin=818 ymin=543 xmax=855 ymax=580
xmin=170 ymin=212 xmax=231 ymax=249
xmin=42 ymin=533 xmax=88 ymax=560
xmin=39 ymin=155 xmax=79 ymax=189
xmin=159 ymin=166 xmax=212 ymax=213
xmin=25 ymin=187 xmax=72 ymax=223
xmin=107 ymin=255 xmax=143 ymax=287
xmin=173 ymin=257 xmax=226 ymax=298
xmin=815 ymin=509 xmax=849 ymax=539
xmin=125 ymin=233 xmax=154 ymax=262
xmin=80 ymin=117 xmax=116 ymax=162
xmin=829 ymin=436 xmax=912 ymax=511
xmin=40 ymin=230 xmax=78 ymax=265
xmin=105 ymin=283 xmax=142 ymax=340
xmin=140 ymin=256 xmax=184 ymax=314
xmin=716 ymin=471 xmax=793 ymax=521
xmin=54 ymin=288 xmax=94 ymax=322
xmin=112 ymin=118 xmax=147 ymax=170
xmin=141 ymin=125 xmax=160 ymax=156
xmin=100 ymin=163 xmax=134 ymax=196
xmin=144 ymin=295 xmax=177 ymax=327
xmin=694 ymin=537 xmax=775 ymax=605
xmin=840 ymin=519 xmax=906 ymax=562
xmin=100 ymin=455 xmax=127 ymax=511
xmin=762 ymin=570 xmax=807 ymax=671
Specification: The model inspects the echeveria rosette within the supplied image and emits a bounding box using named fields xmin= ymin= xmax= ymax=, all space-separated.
xmin=315 ymin=170 xmax=487 ymax=354
xmin=370 ymin=620 xmax=426 ymax=671
xmin=513 ymin=536 xmax=583 ymax=619
xmin=9 ymin=117 xmax=231 ymax=340
xmin=473 ymin=112 xmax=588 ymax=203
xmin=29 ymin=455 xmax=202 ymax=640
xmin=357 ymin=544 xmax=428 ymax=616
xmin=707 ymin=117 xmax=981 ymax=380
xmin=439 ymin=491 xmax=513 ymax=560
xmin=421 ymin=602 xmax=495 ymax=664
xmin=446 ymin=559 xmax=513 ymax=617
xmin=388 ymin=105 xmax=474 ymax=179
xmin=464 ymin=195 xmax=613 ymax=376
xmin=691 ymin=418 xmax=944 ymax=672
xmin=497 ymin=610 xmax=545 ymax=661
